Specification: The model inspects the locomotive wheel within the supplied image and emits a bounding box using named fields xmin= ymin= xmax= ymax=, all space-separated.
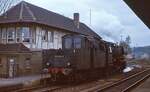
xmin=68 ymin=73 xmax=83 ymax=83
xmin=77 ymin=73 xmax=82 ymax=80
xmin=68 ymin=74 xmax=75 ymax=83
xmin=51 ymin=74 xmax=57 ymax=81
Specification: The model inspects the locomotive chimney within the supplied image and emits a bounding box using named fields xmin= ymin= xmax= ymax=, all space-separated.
xmin=73 ymin=13 xmax=80 ymax=29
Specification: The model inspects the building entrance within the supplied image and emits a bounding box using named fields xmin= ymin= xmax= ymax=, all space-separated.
xmin=8 ymin=58 xmax=15 ymax=78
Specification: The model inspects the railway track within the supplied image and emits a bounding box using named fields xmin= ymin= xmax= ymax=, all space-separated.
xmin=91 ymin=68 xmax=150 ymax=92
xmin=11 ymin=68 xmax=147 ymax=92
xmin=32 ymin=86 xmax=65 ymax=92
xmin=12 ymin=85 xmax=66 ymax=92
xmin=38 ymin=68 xmax=144 ymax=92
xmin=12 ymin=85 xmax=44 ymax=92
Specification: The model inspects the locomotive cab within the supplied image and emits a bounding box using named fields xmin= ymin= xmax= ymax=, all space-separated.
xmin=62 ymin=34 xmax=82 ymax=49
xmin=62 ymin=34 xmax=88 ymax=69
xmin=62 ymin=34 xmax=106 ymax=78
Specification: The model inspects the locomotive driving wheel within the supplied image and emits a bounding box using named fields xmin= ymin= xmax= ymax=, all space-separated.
xmin=51 ymin=73 xmax=57 ymax=81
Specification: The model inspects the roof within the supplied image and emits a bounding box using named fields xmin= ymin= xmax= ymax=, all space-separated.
xmin=124 ymin=0 xmax=150 ymax=29
xmin=0 ymin=43 xmax=30 ymax=53
xmin=0 ymin=1 xmax=101 ymax=39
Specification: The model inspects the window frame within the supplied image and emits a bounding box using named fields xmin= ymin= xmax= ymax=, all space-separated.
xmin=30 ymin=27 xmax=36 ymax=43
xmin=41 ymin=29 xmax=48 ymax=42
xmin=0 ymin=58 xmax=2 ymax=66
xmin=64 ymin=37 xmax=72 ymax=49
xmin=25 ymin=58 xmax=31 ymax=69
xmin=21 ymin=27 xmax=30 ymax=43
xmin=73 ymin=37 xmax=82 ymax=49
xmin=50 ymin=31 xmax=54 ymax=43
xmin=16 ymin=27 xmax=22 ymax=43
xmin=7 ymin=27 xmax=15 ymax=43
xmin=1 ymin=27 xmax=7 ymax=43
xmin=0 ymin=28 xmax=1 ymax=43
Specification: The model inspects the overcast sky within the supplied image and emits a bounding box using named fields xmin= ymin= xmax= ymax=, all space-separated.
xmin=23 ymin=0 xmax=150 ymax=47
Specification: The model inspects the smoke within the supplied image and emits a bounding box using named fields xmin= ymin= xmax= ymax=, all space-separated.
xmin=89 ymin=10 xmax=125 ymax=42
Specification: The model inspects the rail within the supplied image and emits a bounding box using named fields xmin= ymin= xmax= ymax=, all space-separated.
xmin=94 ymin=68 xmax=150 ymax=92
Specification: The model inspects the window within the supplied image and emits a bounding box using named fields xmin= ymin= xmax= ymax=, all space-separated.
xmin=2 ymin=28 xmax=7 ymax=43
xmin=41 ymin=29 xmax=48 ymax=41
xmin=0 ymin=58 xmax=2 ymax=66
xmin=16 ymin=27 xmax=21 ymax=42
xmin=25 ymin=58 xmax=31 ymax=69
xmin=30 ymin=27 xmax=36 ymax=43
xmin=74 ymin=37 xmax=81 ymax=48
xmin=64 ymin=37 xmax=72 ymax=49
xmin=21 ymin=27 xmax=30 ymax=42
xmin=0 ymin=28 xmax=1 ymax=43
xmin=7 ymin=27 xmax=15 ymax=43
xmin=50 ymin=31 xmax=54 ymax=42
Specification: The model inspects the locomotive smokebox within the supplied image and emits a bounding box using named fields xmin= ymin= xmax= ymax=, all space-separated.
xmin=74 ymin=13 xmax=80 ymax=29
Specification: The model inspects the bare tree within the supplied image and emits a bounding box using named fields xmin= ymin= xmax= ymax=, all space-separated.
xmin=0 ymin=0 xmax=21 ymax=15
xmin=120 ymin=35 xmax=132 ymax=54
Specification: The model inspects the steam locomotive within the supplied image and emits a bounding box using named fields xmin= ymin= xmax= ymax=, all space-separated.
xmin=43 ymin=34 xmax=126 ymax=81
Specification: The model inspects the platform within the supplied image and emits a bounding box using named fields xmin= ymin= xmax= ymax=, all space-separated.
xmin=0 ymin=74 xmax=51 ymax=87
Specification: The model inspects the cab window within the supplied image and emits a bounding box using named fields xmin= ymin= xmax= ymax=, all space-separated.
xmin=64 ymin=37 xmax=72 ymax=49
xmin=74 ymin=38 xmax=81 ymax=48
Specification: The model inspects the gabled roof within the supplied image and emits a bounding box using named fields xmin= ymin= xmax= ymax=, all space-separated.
xmin=124 ymin=0 xmax=150 ymax=29
xmin=0 ymin=43 xmax=30 ymax=53
xmin=0 ymin=1 xmax=101 ymax=39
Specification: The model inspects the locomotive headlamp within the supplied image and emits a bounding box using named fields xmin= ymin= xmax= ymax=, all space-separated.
xmin=73 ymin=49 xmax=76 ymax=53
xmin=46 ymin=62 xmax=50 ymax=66
xmin=67 ymin=62 xmax=71 ymax=66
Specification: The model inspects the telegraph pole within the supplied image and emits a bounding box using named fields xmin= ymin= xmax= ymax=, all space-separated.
xmin=90 ymin=9 xmax=91 ymax=26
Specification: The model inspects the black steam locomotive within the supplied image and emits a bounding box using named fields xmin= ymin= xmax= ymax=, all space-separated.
xmin=43 ymin=34 xmax=126 ymax=81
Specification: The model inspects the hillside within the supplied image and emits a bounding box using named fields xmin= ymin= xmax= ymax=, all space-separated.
xmin=133 ymin=46 xmax=150 ymax=58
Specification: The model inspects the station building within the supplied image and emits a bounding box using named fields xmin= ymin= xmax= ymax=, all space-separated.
xmin=0 ymin=1 xmax=101 ymax=78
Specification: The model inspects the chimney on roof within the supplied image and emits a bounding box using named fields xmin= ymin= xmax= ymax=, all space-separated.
xmin=73 ymin=13 xmax=80 ymax=29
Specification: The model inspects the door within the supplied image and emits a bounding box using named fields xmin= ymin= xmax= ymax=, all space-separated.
xmin=8 ymin=58 xmax=15 ymax=78
xmin=90 ymin=47 xmax=94 ymax=68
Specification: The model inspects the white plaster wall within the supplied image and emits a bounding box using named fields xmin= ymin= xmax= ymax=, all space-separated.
xmin=36 ymin=27 xmax=42 ymax=49
xmin=0 ymin=26 xmax=67 ymax=50
xmin=29 ymin=27 xmax=67 ymax=50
